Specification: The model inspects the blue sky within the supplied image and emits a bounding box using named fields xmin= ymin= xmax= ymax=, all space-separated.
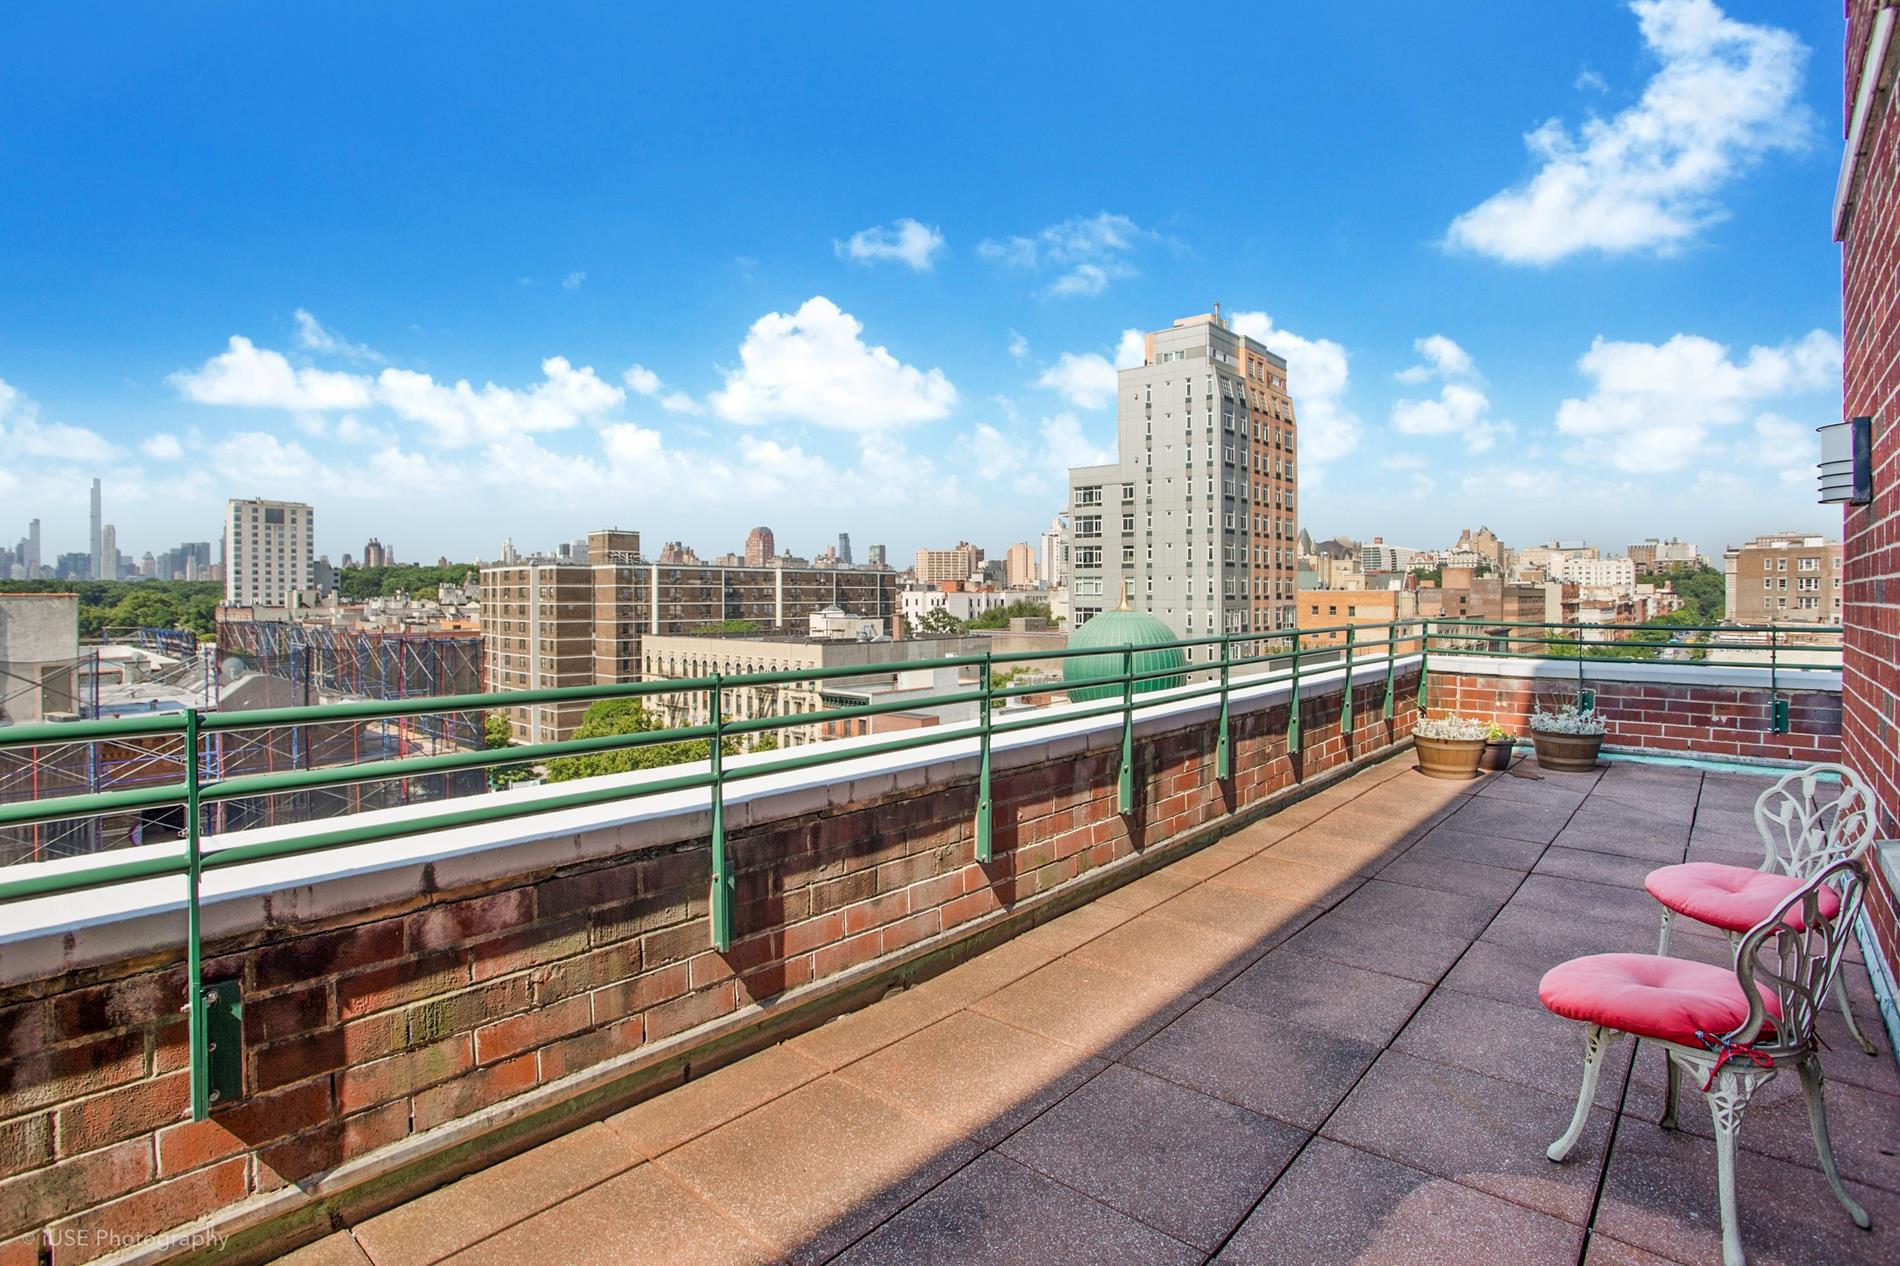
xmin=0 ymin=1 xmax=1848 ymax=567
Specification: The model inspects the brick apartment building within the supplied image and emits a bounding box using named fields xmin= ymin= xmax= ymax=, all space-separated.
xmin=482 ymin=529 xmax=898 ymax=742
xmin=1723 ymin=532 xmax=1844 ymax=625
xmin=1839 ymin=0 xmax=1900 ymax=958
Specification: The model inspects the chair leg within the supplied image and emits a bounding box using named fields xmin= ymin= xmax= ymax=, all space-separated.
xmin=1660 ymin=1049 xmax=1680 ymax=1131
xmin=1656 ymin=907 xmax=1675 ymax=955
xmin=1705 ymin=1069 xmax=1765 ymax=1266
xmin=1798 ymin=1060 xmax=1872 ymax=1230
xmin=1837 ymin=985 xmax=1880 ymax=1057
xmin=1548 ymin=1023 xmax=1614 ymax=1162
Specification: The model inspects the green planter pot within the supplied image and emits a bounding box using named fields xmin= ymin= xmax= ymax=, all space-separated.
xmin=1479 ymin=738 xmax=1515 ymax=772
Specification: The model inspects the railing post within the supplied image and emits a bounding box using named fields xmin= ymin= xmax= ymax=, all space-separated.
xmin=1287 ymin=630 xmax=1302 ymax=757
xmin=1339 ymin=625 xmax=1356 ymax=737
xmin=1382 ymin=618 xmax=1398 ymax=719
xmin=185 ymin=707 xmax=209 ymax=1122
xmin=1417 ymin=620 xmax=1430 ymax=709
xmin=1769 ymin=626 xmax=1788 ymax=734
xmin=1118 ymin=647 xmax=1135 ymax=813
xmin=708 ymin=676 xmax=731 ymax=952
xmin=1216 ymin=632 xmax=1232 ymax=780
xmin=975 ymin=652 xmax=993 ymax=862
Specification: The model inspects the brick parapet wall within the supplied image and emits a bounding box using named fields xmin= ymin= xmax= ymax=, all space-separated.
xmin=1841 ymin=0 xmax=1900 ymax=1008
xmin=1427 ymin=668 xmax=1843 ymax=764
xmin=0 ymin=669 xmax=1420 ymax=1266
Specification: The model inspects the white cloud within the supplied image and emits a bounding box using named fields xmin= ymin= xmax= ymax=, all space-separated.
xmin=1226 ymin=310 xmax=1362 ymax=463
xmin=624 ymin=363 xmax=702 ymax=414
xmin=1389 ymin=335 xmax=1509 ymax=453
xmin=1575 ymin=68 xmax=1610 ymax=93
xmin=709 ymin=296 xmax=957 ymax=432
xmin=1446 ymin=0 xmax=1809 ymax=265
xmin=1008 ymin=330 xmax=1029 ymax=360
xmin=171 ymin=336 xmax=376 ymax=411
xmin=293 ymin=309 xmax=384 ymax=363
xmin=140 ymin=433 xmax=184 ymax=460
xmin=965 ymin=412 xmax=1114 ymax=495
xmin=563 ymin=271 xmax=587 ymax=290
xmin=0 ymin=377 xmax=123 ymax=463
xmin=1750 ymin=413 xmax=1814 ymax=484
xmin=834 ymin=218 xmax=946 ymax=271
xmin=1114 ymin=329 xmax=1145 ymax=370
xmin=1554 ymin=328 xmax=1840 ymax=471
xmin=374 ymin=356 xmax=624 ymax=447
xmin=1035 ymin=352 xmax=1117 ymax=410
xmin=978 ymin=212 xmax=1151 ymax=296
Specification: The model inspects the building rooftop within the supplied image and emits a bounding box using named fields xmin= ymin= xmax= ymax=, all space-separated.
xmin=275 ymin=756 xmax=1899 ymax=1266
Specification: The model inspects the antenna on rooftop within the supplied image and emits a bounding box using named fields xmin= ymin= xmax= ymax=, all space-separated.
xmin=1212 ymin=301 xmax=1222 ymax=325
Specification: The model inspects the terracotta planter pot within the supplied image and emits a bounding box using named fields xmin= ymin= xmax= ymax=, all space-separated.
xmin=1414 ymin=734 xmax=1485 ymax=780
xmin=1532 ymin=730 xmax=1604 ymax=772
xmin=1479 ymin=738 xmax=1515 ymax=772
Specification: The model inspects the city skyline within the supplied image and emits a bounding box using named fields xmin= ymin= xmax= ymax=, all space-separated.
xmin=0 ymin=1 xmax=1845 ymax=562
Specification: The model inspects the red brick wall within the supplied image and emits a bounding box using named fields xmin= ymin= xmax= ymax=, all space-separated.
xmin=0 ymin=671 xmax=1418 ymax=1265
xmin=1428 ymin=670 xmax=1842 ymax=764
xmin=1841 ymin=0 xmax=1900 ymax=986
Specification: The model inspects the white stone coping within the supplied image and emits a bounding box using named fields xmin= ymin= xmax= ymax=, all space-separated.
xmin=1434 ymin=653 xmax=1843 ymax=694
xmin=0 ymin=653 xmax=1419 ymax=985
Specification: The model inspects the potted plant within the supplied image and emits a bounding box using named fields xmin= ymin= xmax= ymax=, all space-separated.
xmin=1479 ymin=721 xmax=1516 ymax=772
xmin=1412 ymin=714 xmax=1489 ymax=780
xmin=1530 ymin=703 xmax=1608 ymax=771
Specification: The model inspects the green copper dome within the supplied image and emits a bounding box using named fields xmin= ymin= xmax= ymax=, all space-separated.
xmin=1063 ymin=592 xmax=1186 ymax=702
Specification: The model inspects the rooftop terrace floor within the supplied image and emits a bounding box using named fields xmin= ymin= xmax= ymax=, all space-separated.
xmin=275 ymin=755 xmax=1899 ymax=1266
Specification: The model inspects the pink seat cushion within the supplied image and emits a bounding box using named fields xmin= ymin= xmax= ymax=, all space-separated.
xmin=1645 ymin=862 xmax=1841 ymax=934
xmin=1539 ymin=953 xmax=1781 ymax=1046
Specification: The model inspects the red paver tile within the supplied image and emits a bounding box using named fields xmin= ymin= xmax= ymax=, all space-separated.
xmin=436 ymin=1163 xmax=773 ymax=1266
xmin=1206 ymin=852 xmax=1363 ymax=906
xmin=969 ymin=955 xmax=1192 ymax=1058
xmin=830 ymin=1151 xmax=1200 ymax=1266
xmin=1147 ymin=881 xmax=1316 ymax=949
xmin=998 ymin=1064 xmax=1305 ymax=1250
xmin=354 ymin=1123 xmax=641 ymax=1266
xmin=656 ymin=1078 xmax=976 ymax=1265
xmin=1214 ymin=947 xmax=1429 ymax=1046
xmin=1394 ymin=988 xmax=1634 ymax=1109
xmin=1068 ymin=910 xmax=1259 ymax=995
xmin=273 ymin=1234 xmax=373 ymax=1266
xmin=1214 ymin=1137 xmax=1585 ymax=1265
xmin=604 ymin=1043 xmax=825 ymax=1158
xmin=837 ymin=1010 xmax=1102 ymax=1144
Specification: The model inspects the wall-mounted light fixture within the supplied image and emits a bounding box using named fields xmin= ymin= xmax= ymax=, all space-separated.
xmin=1817 ymin=417 xmax=1873 ymax=505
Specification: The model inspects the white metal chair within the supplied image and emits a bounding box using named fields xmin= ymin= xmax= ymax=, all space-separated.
xmin=1542 ymin=857 xmax=1873 ymax=1266
xmin=1647 ymin=762 xmax=1880 ymax=1055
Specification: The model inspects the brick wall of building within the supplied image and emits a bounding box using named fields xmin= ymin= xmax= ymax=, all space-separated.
xmin=0 ymin=670 xmax=1419 ymax=1265
xmin=1427 ymin=669 xmax=1842 ymax=765
xmin=1841 ymin=0 xmax=1900 ymax=981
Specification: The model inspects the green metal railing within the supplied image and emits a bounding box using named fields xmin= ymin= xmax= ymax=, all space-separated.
xmin=0 ymin=617 xmax=1840 ymax=1119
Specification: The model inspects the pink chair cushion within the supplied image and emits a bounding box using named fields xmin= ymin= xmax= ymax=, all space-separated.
xmin=1539 ymin=953 xmax=1781 ymax=1046
xmin=1645 ymin=862 xmax=1842 ymax=934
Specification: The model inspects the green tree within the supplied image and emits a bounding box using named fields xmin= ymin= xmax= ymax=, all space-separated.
xmin=690 ymin=619 xmax=761 ymax=635
xmin=483 ymin=712 xmax=535 ymax=788
xmin=335 ymin=563 xmax=478 ymax=601
xmin=964 ymin=599 xmax=1052 ymax=630
xmin=916 ymin=607 xmax=965 ymax=635
xmin=1666 ymin=563 xmax=1727 ymax=625
xmin=543 ymin=698 xmax=736 ymax=783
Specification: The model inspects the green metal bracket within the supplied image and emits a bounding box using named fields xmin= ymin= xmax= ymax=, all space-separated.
xmin=975 ymin=653 xmax=994 ymax=861
xmin=1118 ymin=648 xmax=1135 ymax=813
xmin=1382 ymin=620 xmax=1397 ymax=719
xmin=1579 ymin=687 xmax=1596 ymax=713
xmin=1216 ymin=633 xmax=1232 ymax=780
xmin=708 ymin=677 xmax=731 ymax=952
xmin=1339 ymin=625 xmax=1356 ymax=737
xmin=202 ymin=978 xmax=243 ymax=1111
xmin=1417 ymin=622 xmax=1430 ymax=709
xmin=1772 ymin=696 xmax=1790 ymax=734
xmin=185 ymin=707 xmax=210 ymax=1121
xmin=1287 ymin=632 xmax=1302 ymax=757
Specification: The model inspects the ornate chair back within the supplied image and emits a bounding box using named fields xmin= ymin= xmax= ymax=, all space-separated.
xmin=1752 ymin=763 xmax=1876 ymax=879
xmin=1725 ymin=856 xmax=1867 ymax=1063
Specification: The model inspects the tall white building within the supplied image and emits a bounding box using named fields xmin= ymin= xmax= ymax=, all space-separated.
xmin=89 ymin=478 xmax=102 ymax=581
xmin=225 ymin=498 xmax=316 ymax=606
xmin=1559 ymin=557 xmax=1636 ymax=592
xmin=1065 ymin=311 xmax=1299 ymax=649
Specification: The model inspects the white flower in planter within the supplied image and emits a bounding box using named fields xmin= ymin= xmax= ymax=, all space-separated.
xmin=1414 ymin=714 xmax=1490 ymax=741
xmin=1530 ymin=704 xmax=1607 ymax=736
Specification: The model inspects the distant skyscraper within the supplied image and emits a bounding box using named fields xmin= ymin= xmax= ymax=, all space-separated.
xmin=1006 ymin=542 xmax=1037 ymax=588
xmin=101 ymin=524 xmax=119 ymax=581
xmin=225 ymin=498 xmax=316 ymax=605
xmin=837 ymin=532 xmax=852 ymax=566
xmin=745 ymin=526 xmax=776 ymax=567
xmin=363 ymin=538 xmax=391 ymax=568
xmin=914 ymin=542 xmax=983 ymax=584
xmin=89 ymin=478 xmax=102 ymax=580
xmin=26 ymin=518 xmax=40 ymax=576
xmin=868 ymin=544 xmax=887 ymax=568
